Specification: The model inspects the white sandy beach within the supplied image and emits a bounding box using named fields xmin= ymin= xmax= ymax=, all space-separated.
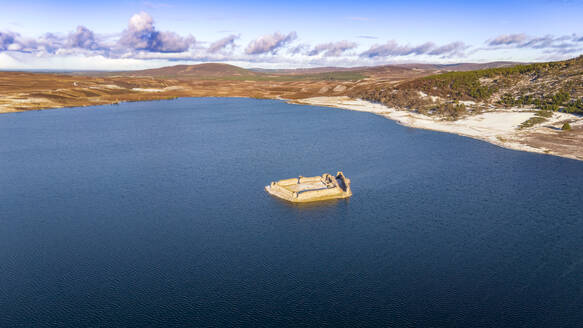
xmin=293 ymin=96 xmax=582 ymax=159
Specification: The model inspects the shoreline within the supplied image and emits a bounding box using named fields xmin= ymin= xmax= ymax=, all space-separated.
xmin=291 ymin=96 xmax=583 ymax=162
xmin=2 ymin=94 xmax=581 ymax=162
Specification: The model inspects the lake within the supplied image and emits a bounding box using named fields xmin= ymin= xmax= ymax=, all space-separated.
xmin=1 ymin=98 xmax=582 ymax=327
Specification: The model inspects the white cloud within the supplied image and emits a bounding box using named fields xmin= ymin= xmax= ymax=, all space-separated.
xmin=245 ymin=32 xmax=297 ymax=55
xmin=308 ymin=41 xmax=358 ymax=57
xmin=1 ymin=13 xmax=582 ymax=70
xmin=118 ymin=12 xmax=195 ymax=53
xmin=362 ymin=40 xmax=463 ymax=58
xmin=0 ymin=32 xmax=18 ymax=50
xmin=485 ymin=33 xmax=583 ymax=54
xmin=488 ymin=34 xmax=528 ymax=46
xmin=68 ymin=26 xmax=101 ymax=50
xmin=428 ymin=42 xmax=468 ymax=57
xmin=208 ymin=34 xmax=239 ymax=54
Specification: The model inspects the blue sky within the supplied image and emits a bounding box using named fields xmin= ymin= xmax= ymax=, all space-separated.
xmin=1 ymin=0 xmax=582 ymax=69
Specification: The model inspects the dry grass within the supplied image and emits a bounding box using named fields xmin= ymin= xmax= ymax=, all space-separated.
xmin=0 ymin=67 xmax=434 ymax=113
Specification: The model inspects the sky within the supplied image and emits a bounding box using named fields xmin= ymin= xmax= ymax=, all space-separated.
xmin=1 ymin=0 xmax=582 ymax=70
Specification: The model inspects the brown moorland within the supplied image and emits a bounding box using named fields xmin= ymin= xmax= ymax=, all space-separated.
xmin=0 ymin=63 xmax=440 ymax=113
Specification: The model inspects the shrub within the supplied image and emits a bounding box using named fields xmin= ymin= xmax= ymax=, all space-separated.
xmin=536 ymin=110 xmax=553 ymax=118
xmin=562 ymin=122 xmax=572 ymax=130
xmin=519 ymin=117 xmax=547 ymax=129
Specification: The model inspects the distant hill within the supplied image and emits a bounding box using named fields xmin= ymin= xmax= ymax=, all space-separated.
xmin=112 ymin=63 xmax=368 ymax=81
xmin=115 ymin=63 xmax=261 ymax=79
xmin=112 ymin=61 xmax=523 ymax=81
xmin=394 ymin=61 xmax=523 ymax=72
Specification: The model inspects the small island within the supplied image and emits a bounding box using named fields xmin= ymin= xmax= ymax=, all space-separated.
xmin=265 ymin=172 xmax=352 ymax=203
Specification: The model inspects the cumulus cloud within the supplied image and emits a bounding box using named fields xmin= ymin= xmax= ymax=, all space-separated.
xmin=428 ymin=41 xmax=468 ymax=57
xmin=308 ymin=41 xmax=357 ymax=57
xmin=36 ymin=33 xmax=65 ymax=54
xmin=118 ymin=12 xmax=195 ymax=52
xmin=0 ymin=31 xmax=40 ymax=52
xmin=288 ymin=43 xmax=309 ymax=55
xmin=67 ymin=26 xmax=101 ymax=50
xmin=1 ymin=28 xmax=108 ymax=55
xmin=3 ymin=11 xmax=582 ymax=69
xmin=360 ymin=40 xmax=466 ymax=58
xmin=245 ymin=32 xmax=297 ymax=55
xmin=487 ymin=33 xmax=583 ymax=49
xmin=208 ymin=34 xmax=238 ymax=53
xmin=0 ymin=32 xmax=17 ymax=50
xmin=361 ymin=41 xmax=433 ymax=57
xmin=487 ymin=33 xmax=528 ymax=46
xmin=1 ymin=12 xmax=196 ymax=58
xmin=522 ymin=35 xmax=560 ymax=49
xmin=485 ymin=33 xmax=583 ymax=54
xmin=0 ymin=31 xmax=59 ymax=53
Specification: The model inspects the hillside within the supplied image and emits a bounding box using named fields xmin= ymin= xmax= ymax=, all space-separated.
xmin=111 ymin=61 xmax=524 ymax=82
xmin=112 ymin=63 xmax=369 ymax=81
xmin=249 ymin=62 xmax=521 ymax=81
xmin=353 ymin=55 xmax=583 ymax=119
xmin=395 ymin=61 xmax=523 ymax=72
xmin=115 ymin=63 xmax=261 ymax=79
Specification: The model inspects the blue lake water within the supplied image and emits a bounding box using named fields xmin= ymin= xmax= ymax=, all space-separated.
xmin=1 ymin=97 xmax=582 ymax=327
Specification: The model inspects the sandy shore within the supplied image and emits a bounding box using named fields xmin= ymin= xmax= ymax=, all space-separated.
xmin=292 ymin=96 xmax=583 ymax=161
